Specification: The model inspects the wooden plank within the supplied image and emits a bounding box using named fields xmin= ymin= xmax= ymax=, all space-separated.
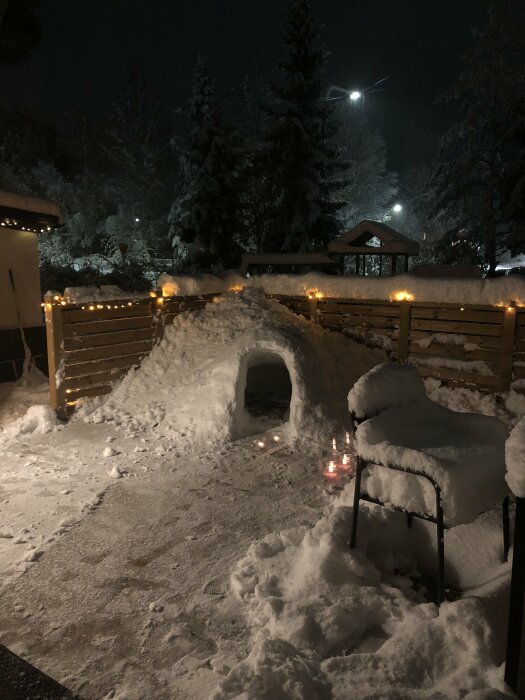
xmin=335 ymin=316 xmax=399 ymax=330
xmin=62 ymin=315 xmax=153 ymax=338
xmin=62 ymin=302 xmax=151 ymax=324
xmin=514 ymin=311 xmax=525 ymax=327
xmin=317 ymin=302 xmax=400 ymax=318
xmin=514 ymin=326 xmax=525 ymax=340
xmin=397 ymin=301 xmax=411 ymax=360
xmin=44 ymin=301 xmax=65 ymax=413
xmin=320 ymin=313 xmax=397 ymax=328
xmin=411 ymin=307 xmax=504 ymax=324
xmin=64 ymin=366 xmax=130 ymax=392
xmin=65 ymin=353 xmax=147 ymax=378
xmin=411 ymin=319 xmax=503 ymax=337
xmin=409 ymin=330 xmax=502 ymax=350
xmin=414 ymin=364 xmax=500 ymax=387
xmin=409 ymin=343 xmax=499 ymax=362
xmin=513 ymin=366 xmax=525 ymax=380
xmin=410 ymin=301 xmax=501 ymax=312
xmin=63 ymin=327 xmax=154 ymax=351
xmin=500 ymin=307 xmax=517 ymax=391
xmin=63 ymin=339 xmax=154 ymax=363
xmin=65 ymin=384 xmax=113 ymax=403
xmin=515 ymin=339 xmax=525 ymax=352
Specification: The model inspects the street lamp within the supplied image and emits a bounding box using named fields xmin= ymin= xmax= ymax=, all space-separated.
xmin=349 ymin=90 xmax=362 ymax=101
xmin=392 ymin=203 xmax=403 ymax=213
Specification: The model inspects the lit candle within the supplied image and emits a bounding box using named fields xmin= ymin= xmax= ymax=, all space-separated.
xmin=322 ymin=460 xmax=340 ymax=483
xmin=345 ymin=432 xmax=351 ymax=445
xmin=332 ymin=437 xmax=337 ymax=450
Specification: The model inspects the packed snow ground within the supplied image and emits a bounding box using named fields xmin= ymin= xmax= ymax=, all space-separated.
xmin=0 ymin=293 xmax=524 ymax=698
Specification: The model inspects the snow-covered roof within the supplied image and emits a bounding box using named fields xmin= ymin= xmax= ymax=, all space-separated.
xmin=328 ymin=220 xmax=420 ymax=255
xmin=0 ymin=190 xmax=64 ymax=232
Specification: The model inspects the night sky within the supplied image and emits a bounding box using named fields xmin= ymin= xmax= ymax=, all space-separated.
xmin=1 ymin=0 xmax=491 ymax=171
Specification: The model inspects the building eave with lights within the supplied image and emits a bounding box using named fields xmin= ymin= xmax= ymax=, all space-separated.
xmin=0 ymin=190 xmax=63 ymax=381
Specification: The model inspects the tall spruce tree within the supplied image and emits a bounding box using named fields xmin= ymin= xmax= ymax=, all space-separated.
xmin=338 ymin=110 xmax=398 ymax=228
xmin=429 ymin=2 xmax=525 ymax=276
xmin=169 ymin=58 xmax=244 ymax=272
xmin=261 ymin=0 xmax=345 ymax=253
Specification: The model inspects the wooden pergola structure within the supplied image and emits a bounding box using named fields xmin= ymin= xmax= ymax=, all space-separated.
xmin=327 ymin=220 xmax=420 ymax=276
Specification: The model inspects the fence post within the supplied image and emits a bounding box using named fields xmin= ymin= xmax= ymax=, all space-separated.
xmin=151 ymin=288 xmax=165 ymax=343
xmin=44 ymin=294 xmax=66 ymax=415
xmin=500 ymin=304 xmax=517 ymax=392
xmin=308 ymin=295 xmax=319 ymax=324
xmin=397 ymin=300 xmax=411 ymax=361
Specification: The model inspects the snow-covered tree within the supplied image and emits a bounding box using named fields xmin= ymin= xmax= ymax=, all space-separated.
xmin=429 ymin=2 xmax=525 ymax=276
xmin=338 ymin=111 xmax=398 ymax=228
xmin=100 ymin=77 xmax=172 ymax=265
xmin=169 ymin=58 xmax=244 ymax=272
xmin=260 ymin=0 xmax=345 ymax=253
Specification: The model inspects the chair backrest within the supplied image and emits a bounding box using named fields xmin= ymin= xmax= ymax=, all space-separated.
xmin=348 ymin=363 xmax=427 ymax=420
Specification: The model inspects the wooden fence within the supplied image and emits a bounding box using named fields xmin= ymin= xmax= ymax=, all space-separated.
xmin=44 ymin=292 xmax=216 ymax=414
xmin=45 ymin=290 xmax=523 ymax=414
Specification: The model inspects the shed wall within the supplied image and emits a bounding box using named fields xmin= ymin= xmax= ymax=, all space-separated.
xmin=0 ymin=229 xmax=42 ymax=329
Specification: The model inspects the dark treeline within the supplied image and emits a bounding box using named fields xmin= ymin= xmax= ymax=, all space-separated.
xmin=1 ymin=0 xmax=524 ymax=288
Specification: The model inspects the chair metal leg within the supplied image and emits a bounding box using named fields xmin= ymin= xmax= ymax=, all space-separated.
xmin=435 ymin=485 xmax=445 ymax=605
xmin=406 ymin=513 xmax=413 ymax=529
xmin=505 ymin=497 xmax=525 ymax=692
xmin=349 ymin=459 xmax=363 ymax=549
xmin=503 ymin=496 xmax=510 ymax=563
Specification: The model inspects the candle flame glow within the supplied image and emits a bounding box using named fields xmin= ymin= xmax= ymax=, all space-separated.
xmin=306 ymin=288 xmax=324 ymax=300
xmin=162 ymin=281 xmax=179 ymax=297
xmin=391 ymin=290 xmax=414 ymax=302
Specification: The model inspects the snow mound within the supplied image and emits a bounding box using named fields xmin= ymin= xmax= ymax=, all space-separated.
xmin=215 ymin=490 xmax=507 ymax=699
xmin=348 ymin=363 xmax=426 ymax=418
xmin=83 ymin=288 xmax=388 ymax=446
xmin=0 ymin=367 xmax=50 ymax=431
xmin=505 ymin=416 xmax=525 ymax=497
xmin=4 ymin=404 xmax=58 ymax=439
xmin=62 ymin=285 xmax=147 ymax=303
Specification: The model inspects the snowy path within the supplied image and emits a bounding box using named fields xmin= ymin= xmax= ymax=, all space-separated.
xmin=0 ymin=428 xmax=325 ymax=699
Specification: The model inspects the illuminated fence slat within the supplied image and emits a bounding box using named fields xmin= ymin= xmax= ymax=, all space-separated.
xmin=44 ymin=291 xmax=524 ymax=415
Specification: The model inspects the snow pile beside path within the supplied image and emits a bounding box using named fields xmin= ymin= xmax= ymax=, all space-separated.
xmin=158 ymin=271 xmax=525 ymax=306
xmin=4 ymin=404 xmax=58 ymax=439
xmin=214 ymin=491 xmax=508 ymax=700
xmin=83 ymin=289 xmax=387 ymax=446
xmin=62 ymin=285 xmax=148 ymax=303
xmin=506 ymin=416 xmax=525 ymax=497
xmin=0 ymin=368 xmax=50 ymax=432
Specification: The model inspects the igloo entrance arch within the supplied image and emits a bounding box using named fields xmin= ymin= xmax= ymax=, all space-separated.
xmin=232 ymin=345 xmax=301 ymax=439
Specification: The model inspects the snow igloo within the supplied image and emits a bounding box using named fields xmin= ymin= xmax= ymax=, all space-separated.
xmin=92 ymin=289 xmax=387 ymax=446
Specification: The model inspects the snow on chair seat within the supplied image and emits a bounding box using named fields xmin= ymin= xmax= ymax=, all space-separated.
xmin=348 ymin=363 xmax=510 ymax=604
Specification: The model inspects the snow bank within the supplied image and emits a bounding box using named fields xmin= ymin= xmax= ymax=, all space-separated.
xmin=157 ymin=271 xmax=245 ymax=297
xmin=506 ymin=416 xmax=525 ymax=497
xmin=158 ymin=271 xmax=525 ymax=306
xmin=62 ymin=285 xmax=148 ymax=303
xmin=214 ymin=489 xmax=508 ymax=699
xmin=83 ymin=289 xmax=388 ymax=446
xmin=3 ymin=404 xmax=58 ymax=439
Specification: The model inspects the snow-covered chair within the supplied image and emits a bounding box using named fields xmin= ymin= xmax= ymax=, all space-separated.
xmin=348 ymin=363 xmax=510 ymax=603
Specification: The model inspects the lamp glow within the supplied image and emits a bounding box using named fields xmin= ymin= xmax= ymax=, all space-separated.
xmin=349 ymin=90 xmax=361 ymax=101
